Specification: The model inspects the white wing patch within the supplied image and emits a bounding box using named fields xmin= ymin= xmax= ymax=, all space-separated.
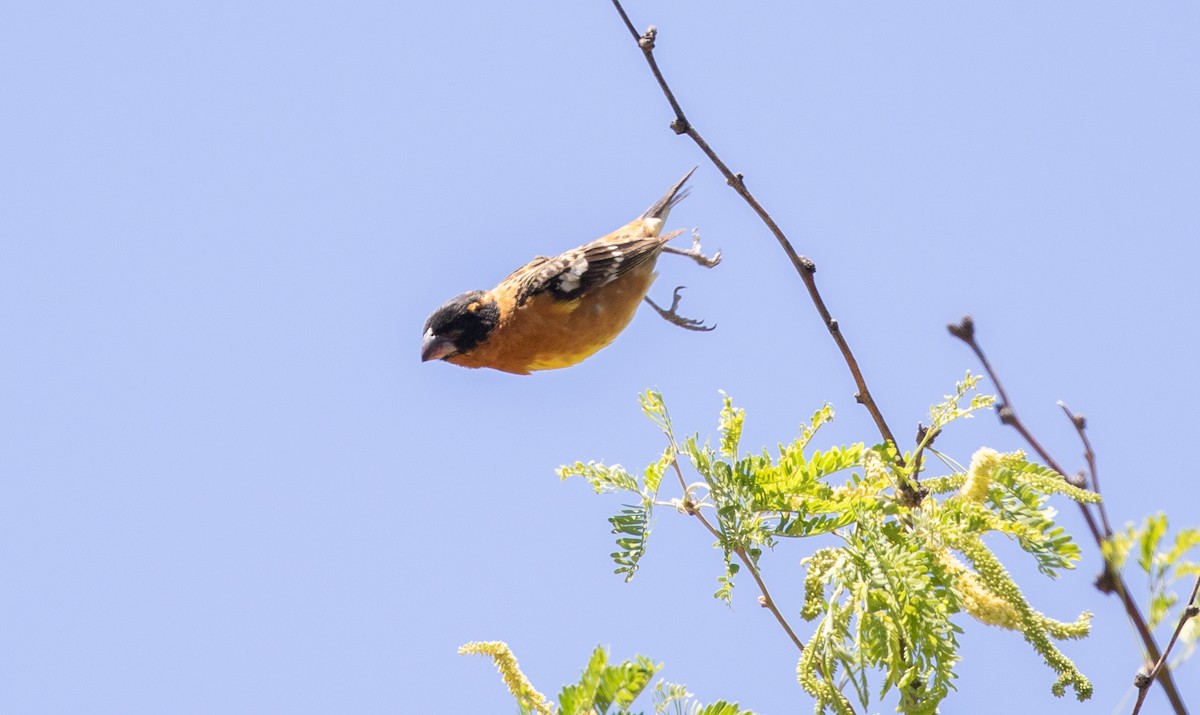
xmin=555 ymin=256 xmax=590 ymax=293
xmin=519 ymin=237 xmax=654 ymax=304
xmin=554 ymin=243 xmax=629 ymax=294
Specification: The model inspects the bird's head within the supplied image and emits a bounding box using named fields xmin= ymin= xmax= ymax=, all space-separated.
xmin=421 ymin=291 xmax=500 ymax=363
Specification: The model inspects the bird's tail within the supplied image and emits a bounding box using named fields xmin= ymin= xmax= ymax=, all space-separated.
xmin=641 ymin=166 xmax=698 ymax=223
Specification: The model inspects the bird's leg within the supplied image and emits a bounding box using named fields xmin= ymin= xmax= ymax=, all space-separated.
xmin=644 ymin=286 xmax=715 ymax=332
xmin=649 ymin=229 xmax=718 ymax=331
xmin=661 ymin=228 xmax=721 ymax=268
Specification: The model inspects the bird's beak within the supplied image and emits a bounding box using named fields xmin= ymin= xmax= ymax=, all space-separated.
xmin=421 ymin=329 xmax=457 ymax=362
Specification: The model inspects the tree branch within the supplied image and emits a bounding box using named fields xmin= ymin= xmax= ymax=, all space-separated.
xmin=609 ymin=1 xmax=905 ymax=490
xmin=1057 ymin=401 xmax=1115 ymax=538
xmin=948 ymin=315 xmax=1189 ymax=715
xmin=661 ymin=432 xmax=858 ymax=711
xmin=1131 ymin=574 xmax=1200 ymax=715
xmin=666 ymin=442 xmax=809 ymax=658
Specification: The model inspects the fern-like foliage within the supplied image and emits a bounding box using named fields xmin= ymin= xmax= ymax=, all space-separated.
xmin=460 ymin=642 xmax=758 ymax=715
xmin=561 ymin=373 xmax=1100 ymax=713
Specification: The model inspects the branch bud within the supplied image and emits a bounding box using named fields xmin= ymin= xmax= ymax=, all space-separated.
xmin=1093 ymin=568 xmax=1117 ymax=594
xmin=638 ymin=25 xmax=657 ymax=50
xmin=947 ymin=314 xmax=975 ymax=341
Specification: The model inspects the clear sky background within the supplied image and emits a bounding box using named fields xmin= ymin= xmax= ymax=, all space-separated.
xmin=3 ymin=2 xmax=1198 ymax=713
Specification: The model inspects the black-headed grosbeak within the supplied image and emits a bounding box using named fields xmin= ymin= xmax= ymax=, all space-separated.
xmin=420 ymin=168 xmax=718 ymax=375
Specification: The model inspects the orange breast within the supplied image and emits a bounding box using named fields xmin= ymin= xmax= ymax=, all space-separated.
xmin=448 ymin=260 xmax=659 ymax=374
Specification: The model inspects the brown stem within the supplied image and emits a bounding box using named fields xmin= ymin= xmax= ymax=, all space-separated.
xmin=609 ymin=0 xmax=905 ymax=482
xmin=1131 ymin=574 xmax=1200 ymax=715
xmin=1057 ymin=401 xmax=1115 ymax=538
xmin=948 ymin=315 xmax=1189 ymax=715
xmin=667 ymin=448 xmax=807 ymax=653
xmin=663 ymin=453 xmax=855 ymax=713
xmin=695 ymin=502 xmax=808 ymax=654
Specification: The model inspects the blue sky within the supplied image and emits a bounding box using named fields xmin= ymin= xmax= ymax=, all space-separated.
xmin=3 ymin=2 xmax=1198 ymax=713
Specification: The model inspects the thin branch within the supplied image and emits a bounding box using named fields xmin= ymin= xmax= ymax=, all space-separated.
xmin=948 ymin=315 xmax=1189 ymax=715
xmin=666 ymin=447 xmax=808 ymax=656
xmin=1131 ymin=574 xmax=1200 ymax=715
xmin=1058 ymin=401 xmax=1115 ymax=538
xmin=660 ymin=428 xmax=858 ymax=709
xmin=608 ymin=0 xmax=905 ymax=485
xmin=947 ymin=317 xmax=1102 ymax=543
xmin=909 ymin=422 xmax=938 ymax=492
xmin=610 ymin=0 xmax=639 ymax=40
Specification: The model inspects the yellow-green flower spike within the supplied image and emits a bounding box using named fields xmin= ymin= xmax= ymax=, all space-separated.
xmin=458 ymin=641 xmax=555 ymax=715
xmin=959 ymin=448 xmax=1002 ymax=502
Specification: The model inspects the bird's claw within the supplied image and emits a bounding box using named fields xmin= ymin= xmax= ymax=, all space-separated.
xmin=662 ymin=229 xmax=721 ymax=268
xmin=644 ymin=286 xmax=716 ymax=332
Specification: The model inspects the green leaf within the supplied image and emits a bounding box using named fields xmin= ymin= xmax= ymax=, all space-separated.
xmin=559 ymin=461 xmax=639 ymax=494
xmin=776 ymin=511 xmax=856 ymax=538
xmin=1102 ymin=530 xmax=1133 ymax=569
xmin=640 ymin=389 xmax=673 ymax=437
xmin=558 ymin=646 xmax=608 ymax=715
xmin=980 ymin=460 xmax=1088 ymax=577
xmin=798 ymin=403 xmax=835 ymax=448
xmin=652 ymin=681 xmax=692 ymax=715
xmin=1149 ymin=591 xmax=1178 ymax=630
xmin=927 ymin=371 xmax=995 ymax=434
xmin=594 ymin=654 xmax=659 ymax=712
xmin=715 ymin=574 xmax=735 ymax=605
xmin=1138 ymin=513 xmax=1169 ymax=573
xmin=1165 ymin=528 xmax=1200 ymax=566
xmin=718 ymin=393 xmax=744 ymax=460
xmin=609 ymin=504 xmax=652 ymax=582
xmin=645 ymin=445 xmax=675 ymax=495
xmin=696 ymin=701 xmax=756 ymax=715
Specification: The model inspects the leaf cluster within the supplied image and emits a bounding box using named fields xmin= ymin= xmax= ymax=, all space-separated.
xmin=460 ymin=641 xmax=758 ymax=715
xmin=561 ymin=373 xmax=1100 ymax=713
xmin=1103 ymin=514 xmax=1200 ymax=665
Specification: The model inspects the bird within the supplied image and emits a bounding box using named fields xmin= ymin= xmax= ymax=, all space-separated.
xmin=420 ymin=167 xmax=719 ymax=375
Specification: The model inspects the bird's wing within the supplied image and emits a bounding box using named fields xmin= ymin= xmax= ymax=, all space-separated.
xmin=495 ymin=169 xmax=696 ymax=307
xmin=505 ymin=231 xmax=667 ymax=306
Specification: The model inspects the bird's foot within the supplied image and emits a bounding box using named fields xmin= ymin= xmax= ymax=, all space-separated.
xmin=662 ymin=229 xmax=721 ymax=268
xmin=644 ymin=286 xmax=715 ymax=332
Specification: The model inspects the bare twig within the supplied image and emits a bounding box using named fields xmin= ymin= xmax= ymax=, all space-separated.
xmin=1131 ymin=574 xmax=1200 ymax=715
xmin=666 ymin=442 xmax=808 ymax=657
xmin=608 ymin=0 xmax=905 ymax=487
xmin=1058 ymin=401 xmax=1115 ymax=538
xmin=948 ymin=315 xmax=1189 ymax=715
xmin=947 ymin=317 xmax=1103 ymax=543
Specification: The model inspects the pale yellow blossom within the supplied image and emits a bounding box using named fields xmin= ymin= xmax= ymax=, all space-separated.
xmin=458 ymin=641 xmax=554 ymax=715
